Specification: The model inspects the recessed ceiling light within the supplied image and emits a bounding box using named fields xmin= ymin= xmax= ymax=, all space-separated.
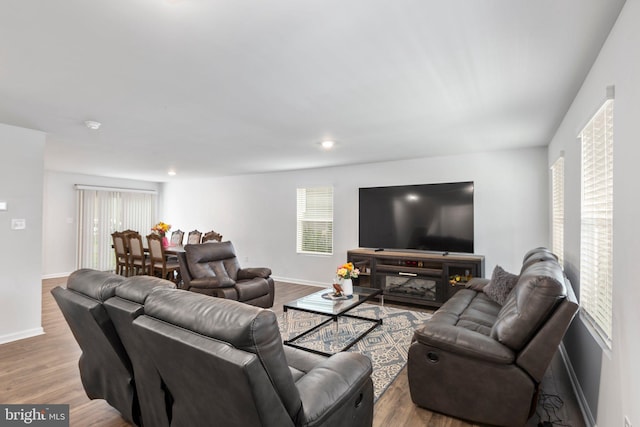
xmin=168 ymin=170 xmax=177 ymax=176
xmin=320 ymin=140 xmax=335 ymax=150
xmin=84 ymin=120 xmax=101 ymax=130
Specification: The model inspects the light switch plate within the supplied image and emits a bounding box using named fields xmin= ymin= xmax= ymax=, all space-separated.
xmin=11 ymin=219 xmax=26 ymax=230
xmin=0 ymin=201 xmax=7 ymax=211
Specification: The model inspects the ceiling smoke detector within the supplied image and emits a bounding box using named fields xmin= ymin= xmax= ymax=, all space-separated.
xmin=84 ymin=120 xmax=101 ymax=130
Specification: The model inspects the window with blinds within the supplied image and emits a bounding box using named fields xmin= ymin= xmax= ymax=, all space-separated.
xmin=76 ymin=186 xmax=157 ymax=271
xmin=296 ymin=187 xmax=333 ymax=254
xmin=579 ymin=98 xmax=614 ymax=347
xmin=551 ymin=155 xmax=565 ymax=266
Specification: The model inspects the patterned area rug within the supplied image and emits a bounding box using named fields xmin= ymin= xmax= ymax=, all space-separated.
xmin=278 ymin=304 xmax=432 ymax=401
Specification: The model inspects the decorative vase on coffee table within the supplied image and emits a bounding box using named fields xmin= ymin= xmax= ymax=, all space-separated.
xmin=342 ymin=278 xmax=353 ymax=296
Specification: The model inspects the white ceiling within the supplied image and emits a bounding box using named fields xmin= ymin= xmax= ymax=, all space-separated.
xmin=0 ymin=0 xmax=625 ymax=182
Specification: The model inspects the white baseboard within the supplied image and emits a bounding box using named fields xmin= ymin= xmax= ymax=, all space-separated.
xmin=559 ymin=343 xmax=597 ymax=427
xmin=271 ymin=276 xmax=327 ymax=288
xmin=42 ymin=272 xmax=72 ymax=280
xmin=0 ymin=327 xmax=45 ymax=345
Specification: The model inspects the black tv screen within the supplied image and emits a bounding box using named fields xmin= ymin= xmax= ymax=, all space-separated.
xmin=358 ymin=182 xmax=474 ymax=253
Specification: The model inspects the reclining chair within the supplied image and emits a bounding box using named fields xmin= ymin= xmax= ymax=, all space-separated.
xmin=51 ymin=269 xmax=139 ymax=425
xmin=133 ymin=288 xmax=374 ymax=427
xmin=177 ymin=241 xmax=275 ymax=308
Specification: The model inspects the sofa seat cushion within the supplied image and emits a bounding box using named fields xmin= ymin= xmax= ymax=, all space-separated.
xmin=237 ymin=278 xmax=271 ymax=301
xmin=284 ymin=346 xmax=328 ymax=382
xmin=431 ymin=289 xmax=502 ymax=337
xmin=412 ymin=289 xmax=514 ymax=364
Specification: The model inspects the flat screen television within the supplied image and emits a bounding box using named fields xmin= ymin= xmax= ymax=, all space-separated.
xmin=358 ymin=181 xmax=474 ymax=253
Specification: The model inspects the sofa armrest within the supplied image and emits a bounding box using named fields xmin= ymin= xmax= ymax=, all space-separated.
xmin=189 ymin=277 xmax=236 ymax=289
xmin=238 ymin=267 xmax=272 ymax=280
xmin=295 ymin=352 xmax=372 ymax=426
xmin=465 ymin=277 xmax=490 ymax=291
xmin=413 ymin=323 xmax=514 ymax=364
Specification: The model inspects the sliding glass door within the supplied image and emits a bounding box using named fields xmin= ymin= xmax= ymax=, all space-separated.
xmin=76 ymin=186 xmax=157 ymax=271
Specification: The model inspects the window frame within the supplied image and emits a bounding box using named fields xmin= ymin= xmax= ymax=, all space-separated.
xmin=578 ymin=98 xmax=614 ymax=348
xmin=550 ymin=154 xmax=565 ymax=266
xmin=296 ymin=186 xmax=334 ymax=255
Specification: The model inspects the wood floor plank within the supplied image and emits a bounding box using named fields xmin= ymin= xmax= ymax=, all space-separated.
xmin=0 ymin=277 xmax=583 ymax=426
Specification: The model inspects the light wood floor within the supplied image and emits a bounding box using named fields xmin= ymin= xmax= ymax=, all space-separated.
xmin=0 ymin=277 xmax=584 ymax=427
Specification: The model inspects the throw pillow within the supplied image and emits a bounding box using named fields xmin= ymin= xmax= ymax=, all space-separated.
xmin=483 ymin=265 xmax=519 ymax=305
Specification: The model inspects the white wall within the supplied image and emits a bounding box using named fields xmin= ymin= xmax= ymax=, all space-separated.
xmin=43 ymin=171 xmax=161 ymax=278
xmin=0 ymin=123 xmax=45 ymax=344
xmin=548 ymin=1 xmax=640 ymax=426
xmin=162 ymin=146 xmax=548 ymax=285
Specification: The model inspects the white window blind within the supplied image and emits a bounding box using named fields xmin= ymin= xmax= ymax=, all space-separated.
xmin=551 ymin=155 xmax=565 ymax=266
xmin=296 ymin=187 xmax=333 ymax=254
xmin=77 ymin=187 xmax=157 ymax=271
xmin=579 ymin=98 xmax=614 ymax=346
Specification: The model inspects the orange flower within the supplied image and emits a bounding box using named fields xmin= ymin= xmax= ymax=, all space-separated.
xmin=151 ymin=221 xmax=171 ymax=233
xmin=336 ymin=262 xmax=359 ymax=279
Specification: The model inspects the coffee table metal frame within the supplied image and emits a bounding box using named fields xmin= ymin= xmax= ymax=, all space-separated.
xmin=282 ymin=286 xmax=383 ymax=357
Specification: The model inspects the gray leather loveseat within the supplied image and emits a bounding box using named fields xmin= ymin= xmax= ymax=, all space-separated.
xmin=407 ymin=248 xmax=579 ymax=426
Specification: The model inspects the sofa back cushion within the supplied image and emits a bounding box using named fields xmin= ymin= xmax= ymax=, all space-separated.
xmin=490 ymin=260 xmax=567 ymax=351
xmin=51 ymin=269 xmax=137 ymax=424
xmin=141 ymin=288 xmax=301 ymax=421
xmin=104 ymin=276 xmax=176 ymax=427
xmin=185 ymin=241 xmax=241 ymax=280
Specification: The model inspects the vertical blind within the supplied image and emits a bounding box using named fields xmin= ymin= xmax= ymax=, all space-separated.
xmin=77 ymin=187 xmax=157 ymax=271
xmin=579 ymin=99 xmax=614 ymax=346
xmin=296 ymin=187 xmax=333 ymax=254
xmin=551 ymin=155 xmax=565 ymax=266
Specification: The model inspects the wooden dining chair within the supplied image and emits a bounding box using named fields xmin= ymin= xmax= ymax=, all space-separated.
xmin=111 ymin=231 xmax=130 ymax=276
xmin=126 ymin=232 xmax=151 ymax=275
xmin=187 ymin=230 xmax=202 ymax=245
xmin=147 ymin=233 xmax=181 ymax=283
xmin=170 ymin=229 xmax=184 ymax=246
xmin=201 ymin=230 xmax=223 ymax=243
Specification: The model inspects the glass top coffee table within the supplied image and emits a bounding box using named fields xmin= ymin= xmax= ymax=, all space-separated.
xmin=283 ymin=286 xmax=383 ymax=357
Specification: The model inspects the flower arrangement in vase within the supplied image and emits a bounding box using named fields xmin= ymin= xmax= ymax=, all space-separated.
xmin=151 ymin=221 xmax=171 ymax=247
xmin=333 ymin=262 xmax=360 ymax=296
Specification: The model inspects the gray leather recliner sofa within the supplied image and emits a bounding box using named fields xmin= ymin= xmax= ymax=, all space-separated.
xmin=54 ymin=269 xmax=373 ymax=427
xmin=407 ymin=248 xmax=579 ymax=427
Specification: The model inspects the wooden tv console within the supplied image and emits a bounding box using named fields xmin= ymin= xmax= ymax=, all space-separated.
xmin=347 ymin=248 xmax=485 ymax=308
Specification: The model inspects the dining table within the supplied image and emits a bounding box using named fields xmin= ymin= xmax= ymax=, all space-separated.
xmin=160 ymin=244 xmax=185 ymax=255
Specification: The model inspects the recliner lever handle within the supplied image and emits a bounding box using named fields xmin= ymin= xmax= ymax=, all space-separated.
xmin=355 ymin=392 xmax=363 ymax=408
xmin=427 ymin=351 xmax=439 ymax=363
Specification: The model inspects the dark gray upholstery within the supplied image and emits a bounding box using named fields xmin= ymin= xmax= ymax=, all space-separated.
xmin=178 ymin=241 xmax=275 ymax=308
xmin=51 ymin=269 xmax=138 ymax=425
xmin=133 ymin=288 xmax=374 ymax=427
xmin=407 ymin=248 xmax=579 ymax=427
xmin=103 ymin=275 xmax=176 ymax=427
xmin=56 ymin=270 xmax=372 ymax=426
